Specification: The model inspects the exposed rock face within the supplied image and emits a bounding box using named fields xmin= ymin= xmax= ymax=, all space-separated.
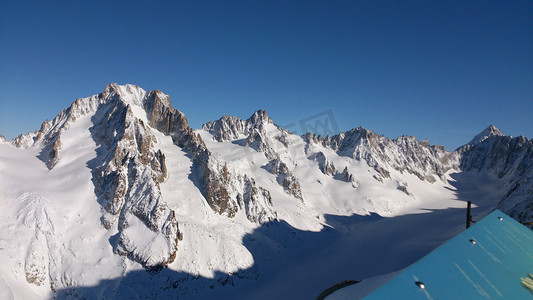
xmin=201 ymin=156 xmax=238 ymax=217
xmin=90 ymin=87 xmax=179 ymax=268
xmin=458 ymin=135 xmax=531 ymax=176
xmin=458 ymin=135 xmax=533 ymax=223
xmin=396 ymin=181 xmax=411 ymax=196
xmin=238 ymin=175 xmax=277 ymax=224
xmin=264 ymin=158 xmax=304 ymax=202
xmin=197 ymin=153 xmax=279 ymax=222
xmin=312 ymin=151 xmax=336 ymax=175
xmin=333 ymin=167 xmax=357 ymax=185
xmin=247 ymin=109 xmax=273 ymax=127
xmin=45 ymin=138 xmax=61 ymax=169
xmin=202 ymin=115 xmax=245 ymax=142
xmin=310 ymin=152 xmax=357 ymax=186
xmin=143 ymin=90 xmax=196 ymax=149
xmin=202 ymin=109 xmax=274 ymax=141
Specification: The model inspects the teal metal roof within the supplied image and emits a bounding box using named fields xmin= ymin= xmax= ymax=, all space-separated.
xmin=365 ymin=210 xmax=533 ymax=299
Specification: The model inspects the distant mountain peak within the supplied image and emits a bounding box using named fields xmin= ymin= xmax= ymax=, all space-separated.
xmin=102 ymin=83 xmax=147 ymax=106
xmin=247 ymin=109 xmax=273 ymax=127
xmin=202 ymin=109 xmax=276 ymax=142
xmin=467 ymin=124 xmax=503 ymax=145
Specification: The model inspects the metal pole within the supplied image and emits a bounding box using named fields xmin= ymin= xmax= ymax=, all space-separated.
xmin=466 ymin=201 xmax=472 ymax=229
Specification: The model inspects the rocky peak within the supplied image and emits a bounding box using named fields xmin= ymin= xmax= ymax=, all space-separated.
xmin=143 ymin=89 xmax=191 ymax=142
xmin=102 ymin=83 xmax=146 ymax=106
xmin=144 ymin=89 xmax=172 ymax=110
xmin=202 ymin=115 xmax=246 ymax=142
xmin=246 ymin=109 xmax=273 ymax=128
xmin=322 ymin=127 xmax=372 ymax=153
xmin=90 ymin=97 xmax=178 ymax=268
xmin=465 ymin=124 xmax=504 ymax=146
xmin=7 ymin=84 xmax=183 ymax=267
xmin=421 ymin=139 xmax=430 ymax=147
xmin=203 ymin=110 xmax=275 ymax=143
xmin=103 ymin=82 xmax=121 ymax=94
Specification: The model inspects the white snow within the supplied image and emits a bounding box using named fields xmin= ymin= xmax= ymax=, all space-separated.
xmin=0 ymin=84 xmax=513 ymax=299
xmin=0 ymin=111 xmax=127 ymax=299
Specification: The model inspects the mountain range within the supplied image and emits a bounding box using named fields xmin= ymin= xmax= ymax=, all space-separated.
xmin=1 ymin=83 xmax=531 ymax=299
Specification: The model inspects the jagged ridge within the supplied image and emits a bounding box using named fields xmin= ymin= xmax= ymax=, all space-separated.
xmin=203 ymin=111 xmax=533 ymax=223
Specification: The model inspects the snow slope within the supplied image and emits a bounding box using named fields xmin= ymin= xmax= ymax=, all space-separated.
xmin=0 ymin=111 xmax=127 ymax=299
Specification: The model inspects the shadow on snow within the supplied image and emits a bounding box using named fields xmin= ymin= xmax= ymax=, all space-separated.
xmin=53 ymin=203 xmax=486 ymax=300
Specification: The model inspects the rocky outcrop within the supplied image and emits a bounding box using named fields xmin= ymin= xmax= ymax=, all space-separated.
xmin=264 ymin=158 xmax=304 ymax=202
xmin=45 ymin=138 xmax=61 ymax=169
xmin=312 ymin=152 xmax=336 ymax=175
xmin=143 ymin=90 xmax=196 ymax=149
xmin=202 ymin=156 xmax=238 ymax=217
xmin=197 ymin=154 xmax=278 ymax=222
xmin=238 ymin=175 xmax=277 ymax=224
xmin=333 ymin=167 xmax=357 ymax=187
xmin=204 ymin=109 xmax=295 ymax=163
xmin=396 ymin=181 xmax=411 ymax=196
xmin=310 ymin=152 xmax=358 ymax=188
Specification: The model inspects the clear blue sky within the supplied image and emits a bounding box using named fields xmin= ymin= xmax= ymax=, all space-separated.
xmin=1 ymin=1 xmax=531 ymax=150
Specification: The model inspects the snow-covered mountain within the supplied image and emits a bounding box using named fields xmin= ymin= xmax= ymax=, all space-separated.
xmin=1 ymin=84 xmax=531 ymax=299
xmin=465 ymin=124 xmax=503 ymax=145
